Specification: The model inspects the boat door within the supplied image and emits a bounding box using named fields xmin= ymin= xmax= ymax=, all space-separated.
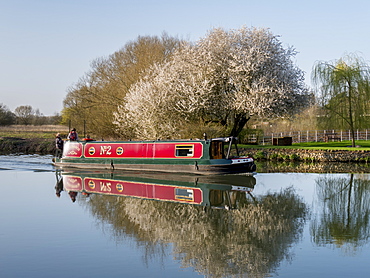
xmin=210 ymin=140 xmax=224 ymax=159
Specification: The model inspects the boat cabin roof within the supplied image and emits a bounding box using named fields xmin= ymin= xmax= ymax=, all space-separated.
xmin=211 ymin=137 xmax=237 ymax=143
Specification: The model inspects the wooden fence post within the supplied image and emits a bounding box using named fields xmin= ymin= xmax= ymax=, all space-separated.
xmin=272 ymin=133 xmax=274 ymax=145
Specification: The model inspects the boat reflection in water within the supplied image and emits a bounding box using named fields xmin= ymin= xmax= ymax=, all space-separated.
xmin=56 ymin=170 xmax=308 ymax=277
xmin=60 ymin=170 xmax=256 ymax=209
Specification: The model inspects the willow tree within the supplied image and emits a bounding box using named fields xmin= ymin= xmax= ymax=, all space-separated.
xmin=312 ymin=54 xmax=370 ymax=147
xmin=114 ymin=27 xmax=310 ymax=140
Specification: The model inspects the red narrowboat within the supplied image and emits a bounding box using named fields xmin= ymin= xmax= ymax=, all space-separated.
xmin=53 ymin=136 xmax=256 ymax=175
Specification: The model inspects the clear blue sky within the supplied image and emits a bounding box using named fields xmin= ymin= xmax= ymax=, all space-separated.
xmin=1 ymin=0 xmax=369 ymax=115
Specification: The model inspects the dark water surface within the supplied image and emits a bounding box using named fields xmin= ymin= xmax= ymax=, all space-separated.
xmin=0 ymin=155 xmax=370 ymax=278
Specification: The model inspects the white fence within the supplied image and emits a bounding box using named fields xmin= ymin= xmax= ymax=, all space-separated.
xmin=248 ymin=129 xmax=370 ymax=145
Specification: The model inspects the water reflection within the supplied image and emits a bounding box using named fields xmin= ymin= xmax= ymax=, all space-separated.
xmin=61 ymin=171 xmax=256 ymax=209
xmin=54 ymin=172 xmax=63 ymax=198
xmin=257 ymin=161 xmax=370 ymax=173
xmin=311 ymin=173 xmax=370 ymax=253
xmin=56 ymin=170 xmax=308 ymax=278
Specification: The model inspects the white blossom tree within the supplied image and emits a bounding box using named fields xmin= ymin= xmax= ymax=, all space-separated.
xmin=114 ymin=27 xmax=310 ymax=140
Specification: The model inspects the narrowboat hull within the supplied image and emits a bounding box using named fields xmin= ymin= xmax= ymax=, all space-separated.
xmin=53 ymin=137 xmax=256 ymax=175
xmin=61 ymin=170 xmax=256 ymax=208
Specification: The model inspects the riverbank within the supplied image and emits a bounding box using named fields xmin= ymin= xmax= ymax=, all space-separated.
xmin=0 ymin=137 xmax=55 ymax=155
xmin=256 ymin=161 xmax=370 ymax=173
xmin=1 ymin=136 xmax=370 ymax=163
xmin=240 ymin=147 xmax=370 ymax=163
xmin=0 ymin=125 xmax=68 ymax=155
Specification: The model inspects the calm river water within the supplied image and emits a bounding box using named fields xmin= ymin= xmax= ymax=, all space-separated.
xmin=0 ymin=155 xmax=370 ymax=278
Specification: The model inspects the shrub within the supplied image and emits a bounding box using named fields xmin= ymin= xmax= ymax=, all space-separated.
xmin=269 ymin=153 xmax=279 ymax=160
xmin=254 ymin=151 xmax=266 ymax=160
xmin=290 ymin=153 xmax=300 ymax=161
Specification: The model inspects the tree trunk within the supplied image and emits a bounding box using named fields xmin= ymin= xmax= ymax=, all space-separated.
xmin=229 ymin=114 xmax=250 ymax=137
xmin=348 ymin=82 xmax=356 ymax=147
xmin=350 ymin=128 xmax=356 ymax=147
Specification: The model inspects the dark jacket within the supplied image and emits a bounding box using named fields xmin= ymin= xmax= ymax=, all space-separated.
xmin=56 ymin=136 xmax=64 ymax=150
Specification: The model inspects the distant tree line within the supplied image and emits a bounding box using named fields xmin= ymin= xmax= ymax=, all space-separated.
xmin=0 ymin=104 xmax=62 ymax=126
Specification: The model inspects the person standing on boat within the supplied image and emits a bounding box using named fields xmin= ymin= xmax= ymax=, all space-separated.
xmin=55 ymin=133 xmax=64 ymax=158
xmin=67 ymin=128 xmax=78 ymax=141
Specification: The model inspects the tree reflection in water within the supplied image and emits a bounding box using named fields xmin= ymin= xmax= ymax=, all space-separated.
xmin=78 ymin=188 xmax=307 ymax=278
xmin=311 ymin=174 xmax=370 ymax=253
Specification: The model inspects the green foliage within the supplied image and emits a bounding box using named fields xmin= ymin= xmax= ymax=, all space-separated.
xmin=312 ymin=53 xmax=370 ymax=147
xmin=239 ymin=128 xmax=264 ymax=144
xmin=266 ymin=152 xmax=303 ymax=162
xmin=260 ymin=104 xmax=318 ymax=135
xmin=0 ymin=103 xmax=15 ymax=125
xmin=280 ymin=154 xmax=290 ymax=161
xmin=269 ymin=153 xmax=279 ymax=160
xmin=290 ymin=154 xmax=300 ymax=161
xmin=254 ymin=150 xmax=266 ymax=160
xmin=62 ymin=34 xmax=184 ymax=139
xmin=359 ymin=157 xmax=370 ymax=163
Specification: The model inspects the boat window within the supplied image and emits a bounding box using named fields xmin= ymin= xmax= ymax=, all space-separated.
xmin=175 ymin=145 xmax=194 ymax=157
xmin=175 ymin=188 xmax=194 ymax=201
xmin=210 ymin=141 xmax=224 ymax=159
xmin=209 ymin=190 xmax=223 ymax=206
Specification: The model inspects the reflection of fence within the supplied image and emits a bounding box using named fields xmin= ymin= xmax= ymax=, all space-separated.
xmin=250 ymin=130 xmax=370 ymax=145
